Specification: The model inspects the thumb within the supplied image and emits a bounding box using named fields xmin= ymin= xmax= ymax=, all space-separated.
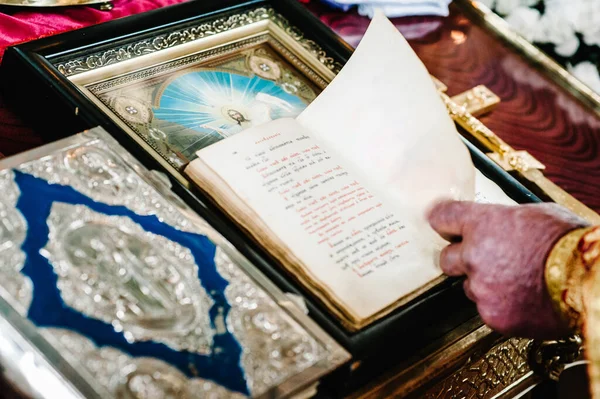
xmin=427 ymin=199 xmax=482 ymax=241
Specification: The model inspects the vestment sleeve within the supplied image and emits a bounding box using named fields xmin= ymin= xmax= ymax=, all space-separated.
xmin=546 ymin=226 xmax=600 ymax=397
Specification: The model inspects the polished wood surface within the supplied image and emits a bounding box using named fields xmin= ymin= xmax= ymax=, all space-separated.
xmin=0 ymin=94 xmax=42 ymax=159
xmin=306 ymin=1 xmax=600 ymax=212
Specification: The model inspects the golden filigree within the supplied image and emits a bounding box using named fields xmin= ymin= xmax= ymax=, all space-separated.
xmin=422 ymin=338 xmax=532 ymax=399
xmin=450 ymin=85 xmax=500 ymax=117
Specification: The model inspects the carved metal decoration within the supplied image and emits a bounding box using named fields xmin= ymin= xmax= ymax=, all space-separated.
xmin=0 ymin=128 xmax=348 ymax=398
xmin=55 ymin=7 xmax=343 ymax=78
xmin=214 ymin=247 xmax=323 ymax=395
xmin=40 ymin=328 xmax=247 ymax=399
xmin=441 ymin=89 xmax=600 ymax=225
xmin=529 ymin=335 xmax=584 ymax=382
xmin=86 ymin=41 xmax=321 ymax=171
xmin=17 ymin=142 xmax=205 ymax=235
xmin=422 ymin=337 xmax=532 ymax=399
xmin=0 ymin=170 xmax=32 ymax=315
xmin=41 ymin=203 xmax=216 ymax=354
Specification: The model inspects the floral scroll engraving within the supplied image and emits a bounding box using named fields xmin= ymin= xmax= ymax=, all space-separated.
xmin=423 ymin=338 xmax=532 ymax=399
xmin=55 ymin=7 xmax=343 ymax=77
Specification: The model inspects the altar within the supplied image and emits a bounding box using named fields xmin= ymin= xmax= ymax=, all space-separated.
xmin=0 ymin=1 xmax=598 ymax=398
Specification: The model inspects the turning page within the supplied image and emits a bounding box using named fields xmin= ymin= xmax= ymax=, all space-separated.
xmin=298 ymin=11 xmax=475 ymax=223
xmin=185 ymin=13 xmax=511 ymax=328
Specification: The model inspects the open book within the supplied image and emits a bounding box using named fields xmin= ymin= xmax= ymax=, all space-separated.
xmin=184 ymin=12 xmax=515 ymax=331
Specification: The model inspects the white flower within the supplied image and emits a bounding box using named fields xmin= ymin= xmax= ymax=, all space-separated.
xmin=545 ymin=0 xmax=580 ymax=25
xmin=495 ymin=0 xmax=521 ymax=15
xmin=504 ymin=7 xmax=541 ymax=42
xmin=554 ymin=35 xmax=580 ymax=57
xmin=544 ymin=0 xmax=572 ymax=8
xmin=542 ymin=0 xmax=600 ymax=46
xmin=581 ymin=22 xmax=600 ymax=47
xmin=571 ymin=2 xmax=600 ymax=47
xmin=534 ymin=11 xmax=577 ymax=50
xmin=568 ymin=61 xmax=600 ymax=94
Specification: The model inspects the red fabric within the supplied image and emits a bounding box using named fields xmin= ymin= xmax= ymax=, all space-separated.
xmin=0 ymin=0 xmax=189 ymax=157
xmin=0 ymin=0 xmax=188 ymax=62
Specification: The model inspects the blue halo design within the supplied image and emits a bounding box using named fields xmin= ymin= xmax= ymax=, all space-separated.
xmin=152 ymin=71 xmax=308 ymax=157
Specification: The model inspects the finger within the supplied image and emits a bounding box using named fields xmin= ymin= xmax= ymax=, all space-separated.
xmin=427 ymin=200 xmax=483 ymax=241
xmin=476 ymin=303 xmax=505 ymax=335
xmin=463 ymin=279 xmax=476 ymax=302
xmin=439 ymin=243 xmax=467 ymax=276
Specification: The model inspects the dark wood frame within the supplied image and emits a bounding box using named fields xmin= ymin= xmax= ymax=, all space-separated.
xmin=0 ymin=0 xmax=541 ymax=394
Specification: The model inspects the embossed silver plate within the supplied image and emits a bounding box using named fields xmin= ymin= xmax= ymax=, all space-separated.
xmin=0 ymin=126 xmax=349 ymax=399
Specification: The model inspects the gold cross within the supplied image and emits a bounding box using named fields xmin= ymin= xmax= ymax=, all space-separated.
xmin=433 ymin=78 xmax=600 ymax=224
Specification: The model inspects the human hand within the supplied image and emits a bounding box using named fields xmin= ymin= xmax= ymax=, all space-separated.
xmin=427 ymin=200 xmax=590 ymax=339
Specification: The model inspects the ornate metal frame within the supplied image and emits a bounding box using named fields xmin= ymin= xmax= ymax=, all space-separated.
xmin=59 ymin=5 xmax=342 ymax=187
xmin=56 ymin=7 xmax=341 ymax=79
xmin=0 ymin=126 xmax=350 ymax=399
xmin=56 ymin=12 xmax=573 ymax=399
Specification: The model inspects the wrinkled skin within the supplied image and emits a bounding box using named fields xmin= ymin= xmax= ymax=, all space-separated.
xmin=427 ymin=200 xmax=590 ymax=339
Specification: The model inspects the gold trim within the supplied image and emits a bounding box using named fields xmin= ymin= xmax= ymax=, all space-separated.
xmin=546 ymin=227 xmax=593 ymax=330
xmin=64 ymin=12 xmax=338 ymax=189
xmin=441 ymin=90 xmax=600 ymax=225
xmin=56 ymin=7 xmax=273 ymax=76
xmin=421 ymin=337 xmax=532 ymax=398
xmin=350 ymin=316 xmax=537 ymax=399
xmin=450 ymin=85 xmax=500 ymax=117
xmin=583 ymin=266 xmax=600 ymax=398
xmin=55 ymin=7 xmax=342 ymax=79
xmin=45 ymin=5 xmax=596 ymax=396
xmin=349 ymin=318 xmax=494 ymax=398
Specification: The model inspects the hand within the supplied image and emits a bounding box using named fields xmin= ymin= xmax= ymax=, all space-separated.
xmin=427 ymin=200 xmax=590 ymax=339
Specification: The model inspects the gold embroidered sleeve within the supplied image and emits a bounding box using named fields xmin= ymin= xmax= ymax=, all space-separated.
xmin=545 ymin=226 xmax=600 ymax=398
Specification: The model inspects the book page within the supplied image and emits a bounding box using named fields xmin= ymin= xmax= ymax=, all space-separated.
xmin=297 ymin=11 xmax=475 ymax=229
xmin=193 ymin=118 xmax=444 ymax=321
xmin=475 ymin=170 xmax=517 ymax=205
xmin=186 ymin=13 xmax=517 ymax=324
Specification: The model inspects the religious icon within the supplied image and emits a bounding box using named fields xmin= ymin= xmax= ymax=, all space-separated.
xmin=88 ymin=46 xmax=321 ymax=169
xmin=151 ymin=69 xmax=308 ymax=159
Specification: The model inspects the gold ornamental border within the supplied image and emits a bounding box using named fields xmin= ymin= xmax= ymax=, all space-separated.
xmin=55 ymin=7 xmax=343 ymax=80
